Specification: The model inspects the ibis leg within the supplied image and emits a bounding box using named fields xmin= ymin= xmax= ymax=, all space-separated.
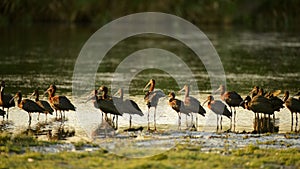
xmin=6 ymin=108 xmax=9 ymax=120
xmin=191 ymin=113 xmax=194 ymax=126
xmin=129 ymin=115 xmax=132 ymax=128
xmin=234 ymin=107 xmax=236 ymax=132
xmin=147 ymin=108 xmax=150 ymax=130
xmin=291 ymin=112 xmax=294 ymax=132
xmin=28 ymin=113 xmax=32 ymax=125
xmin=296 ymin=113 xmax=298 ymax=132
xmin=116 ymin=115 xmax=118 ymax=130
xmin=186 ymin=114 xmax=188 ymax=127
xmin=216 ymin=115 xmax=219 ymax=131
xmin=220 ymin=116 xmax=223 ymax=130
xmin=178 ymin=112 xmax=181 ymax=130
xmin=154 ymin=107 xmax=157 ymax=131
xmin=195 ymin=114 xmax=198 ymax=128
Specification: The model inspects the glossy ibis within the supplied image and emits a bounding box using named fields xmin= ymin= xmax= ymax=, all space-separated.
xmin=241 ymin=95 xmax=275 ymax=133
xmin=31 ymin=89 xmax=54 ymax=121
xmin=0 ymin=81 xmax=15 ymax=119
xmin=203 ymin=95 xmax=231 ymax=131
xmin=113 ymin=88 xmax=143 ymax=128
xmin=214 ymin=85 xmax=242 ymax=131
xmin=10 ymin=92 xmax=45 ymax=125
xmin=87 ymin=90 xmax=104 ymax=121
xmin=98 ymin=86 xmax=122 ymax=130
xmin=45 ymin=85 xmax=76 ymax=120
xmin=250 ymin=86 xmax=284 ymax=121
xmin=179 ymin=85 xmax=206 ymax=128
xmin=168 ymin=92 xmax=191 ymax=130
xmin=283 ymin=91 xmax=300 ymax=131
xmin=143 ymin=79 xmax=165 ymax=131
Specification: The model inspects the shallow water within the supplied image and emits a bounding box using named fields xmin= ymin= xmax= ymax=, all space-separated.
xmin=0 ymin=24 xmax=300 ymax=148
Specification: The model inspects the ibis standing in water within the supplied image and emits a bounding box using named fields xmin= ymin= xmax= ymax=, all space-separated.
xmin=214 ymin=85 xmax=242 ymax=131
xmin=283 ymin=91 xmax=300 ymax=131
xmin=241 ymin=94 xmax=275 ymax=132
xmin=0 ymin=81 xmax=15 ymax=119
xmin=113 ymin=88 xmax=143 ymax=128
xmin=98 ymin=86 xmax=122 ymax=130
xmin=168 ymin=92 xmax=191 ymax=130
xmin=179 ymin=85 xmax=206 ymax=128
xmin=203 ymin=95 xmax=231 ymax=131
xmin=31 ymin=89 xmax=54 ymax=121
xmin=45 ymin=85 xmax=76 ymax=120
xmin=10 ymin=92 xmax=45 ymax=125
xmin=143 ymin=79 xmax=165 ymax=131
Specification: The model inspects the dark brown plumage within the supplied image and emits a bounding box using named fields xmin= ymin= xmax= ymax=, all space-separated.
xmin=11 ymin=92 xmax=45 ymax=125
xmin=31 ymin=89 xmax=54 ymax=121
xmin=46 ymin=85 xmax=75 ymax=119
xmin=283 ymin=91 xmax=300 ymax=131
xmin=98 ymin=86 xmax=122 ymax=130
xmin=215 ymin=85 xmax=242 ymax=131
xmin=0 ymin=81 xmax=15 ymax=119
xmin=168 ymin=92 xmax=190 ymax=129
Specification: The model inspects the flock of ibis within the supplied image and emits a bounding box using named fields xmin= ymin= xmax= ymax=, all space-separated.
xmin=1 ymin=79 xmax=300 ymax=133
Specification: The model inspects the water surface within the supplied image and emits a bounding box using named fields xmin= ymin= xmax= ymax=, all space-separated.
xmin=0 ymin=24 xmax=299 ymax=135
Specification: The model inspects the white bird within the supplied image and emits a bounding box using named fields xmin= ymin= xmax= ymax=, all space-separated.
xmin=143 ymin=79 xmax=165 ymax=131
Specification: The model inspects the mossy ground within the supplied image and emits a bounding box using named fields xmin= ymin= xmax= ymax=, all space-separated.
xmin=1 ymin=131 xmax=299 ymax=169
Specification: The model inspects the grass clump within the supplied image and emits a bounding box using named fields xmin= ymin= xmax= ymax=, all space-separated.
xmin=0 ymin=137 xmax=300 ymax=169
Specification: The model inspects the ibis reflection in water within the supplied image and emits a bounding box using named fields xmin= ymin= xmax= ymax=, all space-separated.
xmin=179 ymin=85 xmax=206 ymax=129
xmin=143 ymin=79 xmax=165 ymax=131
xmin=283 ymin=91 xmax=300 ymax=132
xmin=45 ymin=85 xmax=76 ymax=120
xmin=214 ymin=85 xmax=242 ymax=131
xmin=203 ymin=95 xmax=231 ymax=131
xmin=10 ymin=92 xmax=45 ymax=125
xmin=0 ymin=81 xmax=15 ymax=120
xmin=113 ymin=88 xmax=143 ymax=129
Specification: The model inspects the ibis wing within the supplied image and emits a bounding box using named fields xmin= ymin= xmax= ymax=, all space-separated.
xmin=58 ymin=96 xmax=76 ymax=111
xmin=22 ymin=99 xmax=45 ymax=113
xmin=40 ymin=100 xmax=54 ymax=113
xmin=211 ymin=100 xmax=231 ymax=118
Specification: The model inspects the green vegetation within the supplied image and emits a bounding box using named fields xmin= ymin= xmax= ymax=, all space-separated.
xmin=1 ymin=132 xmax=300 ymax=168
xmin=0 ymin=0 xmax=299 ymax=29
xmin=0 ymin=141 xmax=299 ymax=169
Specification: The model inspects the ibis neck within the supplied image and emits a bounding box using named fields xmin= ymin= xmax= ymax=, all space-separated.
xmin=102 ymin=91 xmax=108 ymax=99
xmin=283 ymin=92 xmax=289 ymax=102
xmin=185 ymin=86 xmax=189 ymax=98
xmin=220 ymin=86 xmax=225 ymax=96
xmin=149 ymin=82 xmax=155 ymax=92
xmin=35 ymin=93 xmax=39 ymax=102
xmin=119 ymin=89 xmax=124 ymax=100
xmin=17 ymin=96 xmax=22 ymax=106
